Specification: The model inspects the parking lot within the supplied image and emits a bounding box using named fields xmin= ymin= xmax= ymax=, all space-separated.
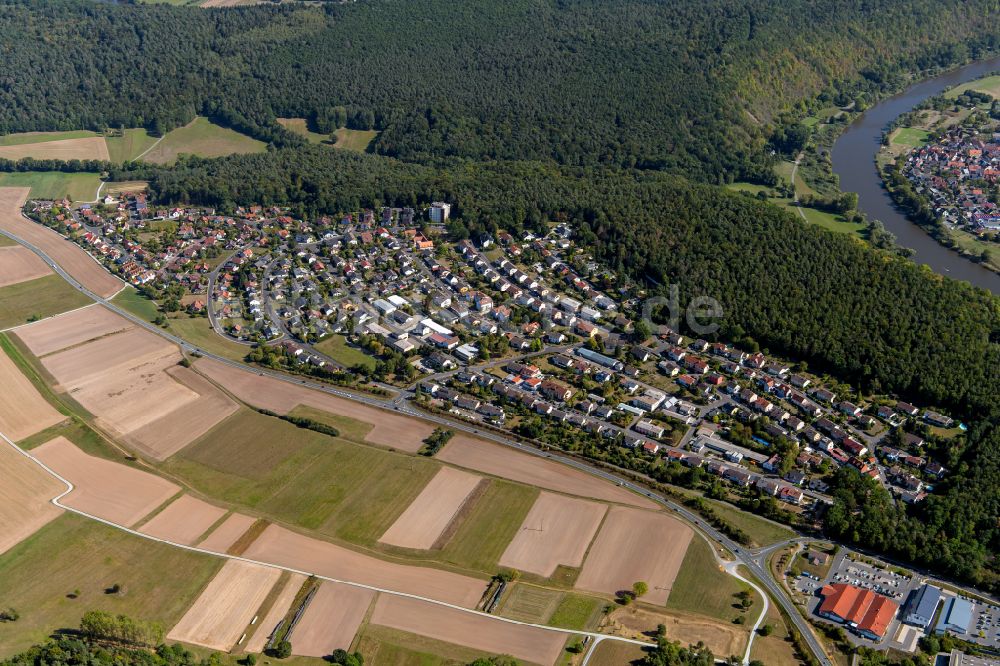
xmin=971 ymin=600 xmax=1000 ymax=646
xmin=829 ymin=557 xmax=912 ymax=602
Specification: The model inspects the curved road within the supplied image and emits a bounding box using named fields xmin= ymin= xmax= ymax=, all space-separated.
xmin=0 ymin=223 xmax=830 ymax=666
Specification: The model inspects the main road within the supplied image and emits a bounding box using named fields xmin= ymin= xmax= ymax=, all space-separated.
xmin=0 ymin=223 xmax=832 ymax=666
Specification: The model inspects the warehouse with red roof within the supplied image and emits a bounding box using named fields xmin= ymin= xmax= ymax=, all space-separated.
xmin=817 ymin=583 xmax=899 ymax=640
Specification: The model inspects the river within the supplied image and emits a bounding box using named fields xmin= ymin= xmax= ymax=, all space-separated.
xmin=831 ymin=55 xmax=1000 ymax=295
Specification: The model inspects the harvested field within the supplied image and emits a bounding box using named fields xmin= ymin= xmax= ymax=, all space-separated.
xmin=245 ymin=572 xmax=305 ymax=653
xmin=290 ymin=582 xmax=375 ymax=657
xmin=438 ymin=436 xmax=657 ymax=509
xmin=0 ymin=136 xmax=109 ymax=161
xmin=500 ymin=492 xmax=606 ymax=577
xmin=242 ymin=524 xmax=485 ymax=608
xmin=32 ymin=436 xmax=179 ymax=527
xmin=39 ymin=325 xmax=233 ymax=458
xmin=196 ymin=358 xmax=434 ymax=451
xmin=0 ymin=245 xmax=50 ymax=287
xmin=378 ymin=467 xmax=482 ymax=550
xmin=139 ymin=495 xmax=227 ymax=545
xmin=197 ymin=512 xmax=257 ymax=553
xmin=0 ymin=442 xmax=63 ymax=555
xmin=167 ymin=559 xmax=281 ymax=651
xmin=14 ymin=304 xmax=132 ymax=356
xmin=0 ymin=188 xmax=122 ymax=297
xmin=124 ymin=365 xmax=238 ymax=460
xmin=0 ymin=345 xmax=65 ymax=441
xmin=370 ymin=595 xmax=566 ymax=666
xmin=575 ymin=506 xmax=693 ymax=605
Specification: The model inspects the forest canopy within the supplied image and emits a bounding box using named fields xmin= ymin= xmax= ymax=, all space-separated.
xmin=0 ymin=0 xmax=998 ymax=180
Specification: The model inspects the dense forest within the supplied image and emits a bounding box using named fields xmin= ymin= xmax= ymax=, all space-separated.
xmin=1 ymin=0 xmax=999 ymax=180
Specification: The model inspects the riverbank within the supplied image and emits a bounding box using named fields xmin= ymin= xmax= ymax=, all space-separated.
xmin=830 ymin=55 xmax=1000 ymax=294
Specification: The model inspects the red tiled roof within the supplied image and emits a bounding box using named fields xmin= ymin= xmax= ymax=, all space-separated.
xmin=818 ymin=584 xmax=898 ymax=638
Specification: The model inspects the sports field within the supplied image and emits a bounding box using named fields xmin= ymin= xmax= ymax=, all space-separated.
xmin=140 ymin=117 xmax=266 ymax=165
xmin=0 ymin=512 xmax=222 ymax=656
xmin=0 ymin=275 xmax=91 ymax=331
xmin=890 ymin=127 xmax=931 ymax=149
xmin=164 ymin=408 xmax=440 ymax=543
xmin=313 ymin=334 xmax=377 ymax=370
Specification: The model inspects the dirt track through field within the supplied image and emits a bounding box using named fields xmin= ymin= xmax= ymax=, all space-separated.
xmin=242 ymin=524 xmax=485 ymax=608
xmin=499 ymin=492 xmax=607 ymax=577
xmin=167 ymin=559 xmax=281 ymax=651
xmin=33 ymin=436 xmax=179 ymax=527
xmin=0 ymin=188 xmax=122 ymax=298
xmin=0 ymin=245 xmax=50 ymax=287
xmin=14 ymin=304 xmax=133 ymax=356
xmin=0 ymin=136 xmax=109 ymax=161
xmin=574 ymin=506 xmax=693 ymax=605
xmin=438 ymin=436 xmax=658 ymax=509
xmin=196 ymin=357 xmax=434 ymax=451
xmin=370 ymin=594 xmax=566 ymax=665
xmin=139 ymin=494 xmax=227 ymax=545
xmin=378 ymin=467 xmax=482 ymax=550
xmin=197 ymin=512 xmax=257 ymax=553
xmin=0 ymin=344 xmax=65 ymax=441
xmin=0 ymin=441 xmax=64 ymax=555
xmin=290 ymin=582 xmax=374 ymax=657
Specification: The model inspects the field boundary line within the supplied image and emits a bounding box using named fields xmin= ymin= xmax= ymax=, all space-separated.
xmin=0 ymin=429 xmax=654 ymax=652
xmin=1 ymin=301 xmax=101 ymax=333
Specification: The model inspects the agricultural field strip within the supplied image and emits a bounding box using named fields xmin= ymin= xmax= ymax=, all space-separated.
xmin=0 ymin=429 xmax=654 ymax=651
xmin=0 ymin=213 xmax=781 ymax=663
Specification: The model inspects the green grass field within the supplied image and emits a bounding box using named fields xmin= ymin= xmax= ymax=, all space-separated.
xmin=164 ymin=408 xmax=440 ymax=545
xmin=164 ymin=315 xmax=250 ymax=361
xmin=890 ymin=127 xmax=931 ymax=149
xmin=726 ymin=183 xmax=864 ymax=236
xmin=435 ymin=480 xmax=538 ymax=573
xmin=333 ymin=127 xmax=379 ymax=152
xmin=277 ymin=118 xmax=333 ymax=145
xmin=141 ymin=117 xmax=267 ymax=165
xmin=0 ymin=513 xmax=222 ymax=657
xmin=945 ymin=74 xmax=1000 ymax=99
xmin=0 ymin=171 xmax=102 ymax=201
xmin=355 ymin=624 xmax=496 ymax=666
xmin=665 ymin=537 xmax=750 ymax=621
xmin=314 ymin=334 xmax=377 ymax=370
xmin=547 ymin=593 xmax=605 ymax=631
xmin=706 ymin=500 xmax=796 ymax=547
xmin=499 ymin=584 xmax=563 ymax=623
xmin=288 ymin=404 xmax=375 ymax=442
xmin=111 ymin=285 xmax=160 ymax=323
xmin=0 ymin=130 xmax=99 ymax=147
xmin=106 ymin=128 xmax=160 ymax=163
xmin=0 ymin=274 xmax=91 ymax=330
